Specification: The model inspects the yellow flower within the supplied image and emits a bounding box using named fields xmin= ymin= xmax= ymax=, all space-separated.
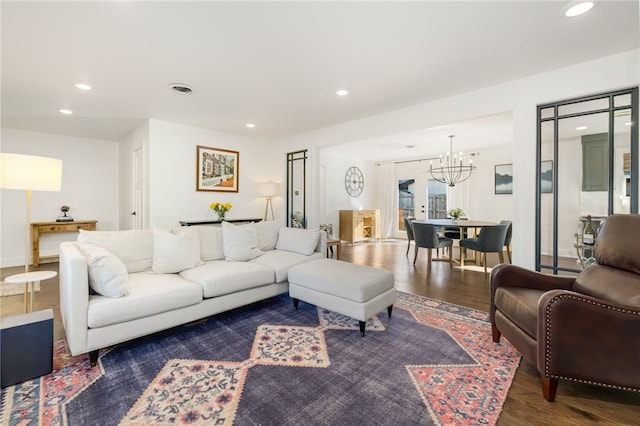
xmin=210 ymin=202 xmax=232 ymax=215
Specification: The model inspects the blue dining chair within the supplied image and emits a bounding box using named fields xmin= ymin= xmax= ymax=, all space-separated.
xmin=404 ymin=216 xmax=416 ymax=256
xmin=412 ymin=222 xmax=453 ymax=270
xmin=500 ymin=220 xmax=513 ymax=263
xmin=459 ymin=224 xmax=508 ymax=273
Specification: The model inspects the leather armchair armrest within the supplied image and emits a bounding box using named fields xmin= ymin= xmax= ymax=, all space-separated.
xmin=537 ymin=289 xmax=640 ymax=391
xmin=490 ymin=264 xmax=574 ymax=320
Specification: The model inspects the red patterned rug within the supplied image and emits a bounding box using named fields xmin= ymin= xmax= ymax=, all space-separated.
xmin=1 ymin=292 xmax=520 ymax=425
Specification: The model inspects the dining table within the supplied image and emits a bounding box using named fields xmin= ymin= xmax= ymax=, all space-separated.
xmin=412 ymin=219 xmax=498 ymax=266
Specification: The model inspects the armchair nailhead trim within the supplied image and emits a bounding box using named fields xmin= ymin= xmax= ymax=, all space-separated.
xmin=543 ymin=293 xmax=640 ymax=393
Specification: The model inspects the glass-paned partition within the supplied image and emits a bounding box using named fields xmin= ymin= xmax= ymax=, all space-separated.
xmin=536 ymin=88 xmax=638 ymax=275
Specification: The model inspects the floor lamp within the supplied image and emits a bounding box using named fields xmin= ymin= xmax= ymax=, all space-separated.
xmin=1 ymin=153 xmax=63 ymax=273
xmin=259 ymin=182 xmax=278 ymax=221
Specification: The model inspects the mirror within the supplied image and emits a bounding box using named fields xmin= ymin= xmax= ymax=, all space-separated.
xmin=536 ymin=87 xmax=638 ymax=274
xmin=286 ymin=150 xmax=307 ymax=228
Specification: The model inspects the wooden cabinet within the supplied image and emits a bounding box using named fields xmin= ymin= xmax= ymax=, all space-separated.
xmin=339 ymin=210 xmax=380 ymax=244
xmin=582 ymin=133 xmax=609 ymax=191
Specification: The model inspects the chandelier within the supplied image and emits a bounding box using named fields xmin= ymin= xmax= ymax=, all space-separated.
xmin=429 ymin=135 xmax=476 ymax=187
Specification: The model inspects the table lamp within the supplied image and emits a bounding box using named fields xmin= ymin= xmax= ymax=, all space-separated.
xmin=1 ymin=153 xmax=63 ymax=272
xmin=258 ymin=182 xmax=278 ymax=221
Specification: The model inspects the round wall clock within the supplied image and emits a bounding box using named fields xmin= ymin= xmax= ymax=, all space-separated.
xmin=345 ymin=166 xmax=364 ymax=197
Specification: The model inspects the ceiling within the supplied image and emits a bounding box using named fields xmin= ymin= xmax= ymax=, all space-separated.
xmin=2 ymin=1 xmax=638 ymax=159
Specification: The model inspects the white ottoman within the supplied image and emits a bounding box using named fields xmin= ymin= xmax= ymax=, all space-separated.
xmin=288 ymin=259 xmax=396 ymax=336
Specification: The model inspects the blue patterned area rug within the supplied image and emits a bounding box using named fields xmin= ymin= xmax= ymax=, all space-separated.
xmin=1 ymin=292 xmax=520 ymax=425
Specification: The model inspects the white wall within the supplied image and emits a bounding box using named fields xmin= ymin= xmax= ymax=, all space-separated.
xmin=147 ymin=119 xmax=283 ymax=229
xmin=1 ymin=128 xmax=119 ymax=267
xmin=317 ymin=150 xmax=376 ymax=236
xmin=280 ymin=49 xmax=640 ymax=269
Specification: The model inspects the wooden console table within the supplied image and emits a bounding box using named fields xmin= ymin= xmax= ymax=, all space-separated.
xmin=31 ymin=220 xmax=97 ymax=267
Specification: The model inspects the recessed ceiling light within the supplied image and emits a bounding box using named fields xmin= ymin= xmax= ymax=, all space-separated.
xmin=575 ymin=126 xmax=588 ymax=130
xmin=59 ymin=109 xmax=73 ymax=115
xmin=245 ymin=123 xmax=255 ymax=128
xmin=336 ymin=89 xmax=349 ymax=96
xmin=75 ymin=83 xmax=92 ymax=91
xmin=168 ymin=83 xmax=193 ymax=94
xmin=561 ymin=1 xmax=594 ymax=17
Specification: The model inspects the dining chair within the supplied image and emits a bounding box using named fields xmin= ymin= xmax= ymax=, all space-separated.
xmin=443 ymin=218 xmax=468 ymax=240
xmin=404 ymin=216 xmax=415 ymax=257
xmin=412 ymin=222 xmax=453 ymax=270
xmin=500 ymin=220 xmax=512 ymax=263
xmin=459 ymin=224 xmax=509 ymax=273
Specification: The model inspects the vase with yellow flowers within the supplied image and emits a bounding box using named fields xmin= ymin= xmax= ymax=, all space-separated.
xmin=210 ymin=202 xmax=232 ymax=221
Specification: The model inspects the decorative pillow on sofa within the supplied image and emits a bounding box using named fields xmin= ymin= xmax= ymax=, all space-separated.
xmin=152 ymin=226 xmax=201 ymax=274
xmin=222 ymin=221 xmax=264 ymax=261
xmin=77 ymin=243 xmax=129 ymax=298
xmin=196 ymin=226 xmax=224 ymax=261
xmin=77 ymin=229 xmax=153 ymax=273
xmin=275 ymin=227 xmax=320 ymax=256
xmin=255 ymin=220 xmax=281 ymax=251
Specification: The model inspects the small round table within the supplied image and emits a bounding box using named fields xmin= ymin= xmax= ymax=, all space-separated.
xmin=4 ymin=270 xmax=57 ymax=313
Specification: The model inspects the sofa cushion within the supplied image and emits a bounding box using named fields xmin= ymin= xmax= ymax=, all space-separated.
xmin=197 ymin=225 xmax=224 ymax=261
xmin=255 ymin=220 xmax=281 ymax=251
xmin=78 ymin=229 xmax=153 ymax=273
xmin=222 ymin=221 xmax=263 ymax=261
xmin=152 ymin=226 xmax=201 ymax=274
xmin=77 ymin=243 xmax=129 ymax=298
xmin=179 ymin=261 xmax=274 ymax=298
xmin=87 ymin=272 xmax=202 ymax=328
xmin=275 ymin=227 xmax=320 ymax=256
xmin=250 ymin=250 xmax=324 ymax=283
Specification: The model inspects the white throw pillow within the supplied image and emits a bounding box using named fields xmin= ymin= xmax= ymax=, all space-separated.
xmin=197 ymin=226 xmax=225 ymax=261
xmin=222 ymin=221 xmax=264 ymax=261
xmin=77 ymin=229 xmax=153 ymax=273
xmin=77 ymin=243 xmax=129 ymax=298
xmin=152 ymin=226 xmax=201 ymax=274
xmin=255 ymin=220 xmax=281 ymax=251
xmin=275 ymin=227 xmax=320 ymax=256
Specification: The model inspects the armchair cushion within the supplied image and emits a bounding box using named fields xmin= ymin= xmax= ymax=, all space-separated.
xmin=574 ymin=264 xmax=640 ymax=308
xmin=493 ymin=287 xmax=543 ymax=340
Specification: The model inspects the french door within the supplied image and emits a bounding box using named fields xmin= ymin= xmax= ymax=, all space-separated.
xmin=396 ymin=165 xmax=447 ymax=236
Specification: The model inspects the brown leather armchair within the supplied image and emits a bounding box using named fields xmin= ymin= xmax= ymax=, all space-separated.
xmin=490 ymin=214 xmax=640 ymax=402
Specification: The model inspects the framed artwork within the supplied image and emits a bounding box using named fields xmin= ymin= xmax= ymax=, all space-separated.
xmin=540 ymin=160 xmax=553 ymax=193
xmin=196 ymin=145 xmax=239 ymax=192
xmin=495 ymin=164 xmax=513 ymax=194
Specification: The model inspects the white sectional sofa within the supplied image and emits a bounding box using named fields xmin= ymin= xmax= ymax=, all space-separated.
xmin=58 ymin=221 xmax=326 ymax=363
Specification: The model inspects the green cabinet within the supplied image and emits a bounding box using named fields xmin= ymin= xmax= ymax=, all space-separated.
xmin=582 ymin=133 xmax=609 ymax=191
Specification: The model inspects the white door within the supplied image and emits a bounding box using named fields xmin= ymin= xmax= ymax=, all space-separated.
xmin=396 ymin=165 xmax=449 ymax=238
xmin=395 ymin=166 xmax=429 ymax=238
xmin=131 ymin=148 xmax=144 ymax=230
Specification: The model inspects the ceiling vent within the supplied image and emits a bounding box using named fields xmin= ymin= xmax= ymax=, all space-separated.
xmin=169 ymin=83 xmax=193 ymax=94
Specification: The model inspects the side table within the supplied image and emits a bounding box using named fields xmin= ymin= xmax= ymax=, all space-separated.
xmin=4 ymin=271 xmax=57 ymax=313
xmin=326 ymin=239 xmax=341 ymax=260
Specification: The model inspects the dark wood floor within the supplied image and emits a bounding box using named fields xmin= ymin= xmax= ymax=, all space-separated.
xmin=2 ymin=240 xmax=639 ymax=425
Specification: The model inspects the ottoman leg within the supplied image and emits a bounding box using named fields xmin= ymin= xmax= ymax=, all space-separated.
xmin=387 ymin=305 xmax=393 ymax=318
xmin=359 ymin=321 xmax=366 ymax=337
xmin=293 ymin=298 xmax=299 ymax=310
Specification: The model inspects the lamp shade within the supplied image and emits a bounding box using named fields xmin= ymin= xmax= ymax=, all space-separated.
xmin=258 ymin=182 xmax=278 ymax=197
xmin=1 ymin=153 xmax=62 ymax=191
